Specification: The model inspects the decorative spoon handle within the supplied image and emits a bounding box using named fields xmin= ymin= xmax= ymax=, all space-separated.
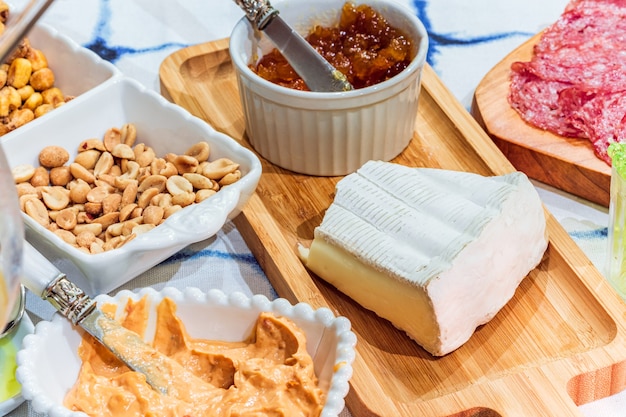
xmin=0 ymin=0 xmax=56 ymax=62
xmin=232 ymin=0 xmax=278 ymax=29
xmin=230 ymin=0 xmax=353 ymax=92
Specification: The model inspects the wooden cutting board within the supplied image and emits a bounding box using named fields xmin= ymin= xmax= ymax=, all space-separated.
xmin=160 ymin=38 xmax=626 ymax=416
xmin=472 ymin=33 xmax=611 ymax=207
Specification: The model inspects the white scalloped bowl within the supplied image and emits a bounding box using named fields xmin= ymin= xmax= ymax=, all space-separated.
xmin=1 ymin=77 xmax=262 ymax=295
xmin=0 ymin=312 xmax=34 ymax=415
xmin=229 ymin=0 xmax=429 ymax=176
xmin=16 ymin=287 xmax=356 ymax=417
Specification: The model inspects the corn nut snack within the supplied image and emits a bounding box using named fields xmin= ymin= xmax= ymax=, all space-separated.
xmin=0 ymin=1 xmax=8 ymax=36
xmin=0 ymin=1 xmax=71 ymax=136
xmin=12 ymin=123 xmax=242 ymax=254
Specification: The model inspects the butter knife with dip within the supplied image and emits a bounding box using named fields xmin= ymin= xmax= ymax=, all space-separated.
xmin=22 ymin=242 xmax=195 ymax=396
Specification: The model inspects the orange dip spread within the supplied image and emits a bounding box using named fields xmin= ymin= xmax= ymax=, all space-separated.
xmin=253 ymin=2 xmax=414 ymax=90
xmin=64 ymin=297 xmax=325 ymax=417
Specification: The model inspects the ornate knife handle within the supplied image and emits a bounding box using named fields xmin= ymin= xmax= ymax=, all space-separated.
xmin=233 ymin=0 xmax=279 ymax=30
xmin=44 ymin=275 xmax=96 ymax=325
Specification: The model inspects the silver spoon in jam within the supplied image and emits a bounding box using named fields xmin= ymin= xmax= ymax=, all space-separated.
xmin=232 ymin=0 xmax=353 ymax=92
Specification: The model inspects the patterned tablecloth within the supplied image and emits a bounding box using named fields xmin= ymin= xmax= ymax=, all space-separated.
xmin=6 ymin=0 xmax=618 ymax=415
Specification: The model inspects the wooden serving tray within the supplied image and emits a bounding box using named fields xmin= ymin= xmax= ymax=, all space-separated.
xmin=472 ymin=33 xmax=611 ymax=207
xmin=160 ymin=38 xmax=626 ymax=416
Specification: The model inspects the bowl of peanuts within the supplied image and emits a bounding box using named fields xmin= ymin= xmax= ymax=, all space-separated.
xmin=3 ymin=77 xmax=262 ymax=295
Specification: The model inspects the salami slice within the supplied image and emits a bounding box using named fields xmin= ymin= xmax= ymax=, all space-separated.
xmin=508 ymin=0 xmax=626 ymax=164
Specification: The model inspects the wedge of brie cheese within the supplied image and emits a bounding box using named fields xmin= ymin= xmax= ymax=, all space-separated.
xmin=298 ymin=161 xmax=548 ymax=356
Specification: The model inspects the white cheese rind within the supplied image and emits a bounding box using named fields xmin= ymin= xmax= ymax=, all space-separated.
xmin=300 ymin=161 xmax=548 ymax=356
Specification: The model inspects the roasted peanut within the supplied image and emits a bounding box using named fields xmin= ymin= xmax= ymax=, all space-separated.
xmin=93 ymin=151 xmax=113 ymax=177
xmin=183 ymin=172 xmax=214 ymax=190
xmin=111 ymin=143 xmax=135 ymax=160
xmin=132 ymin=224 xmax=155 ymax=235
xmin=138 ymin=174 xmax=167 ymax=193
xmin=30 ymin=166 xmax=49 ymax=187
xmin=119 ymin=203 xmax=137 ymax=222
xmin=68 ymin=179 xmax=91 ymax=204
xmin=120 ymin=123 xmax=137 ymax=147
xmin=185 ymin=142 xmax=210 ymax=163
xmin=202 ymin=158 xmax=239 ymax=180
xmin=137 ymin=187 xmax=160 ymax=209
xmin=78 ymin=138 xmax=106 ymax=152
xmin=120 ymin=180 xmax=138 ymax=206
xmin=15 ymin=182 xmax=38 ymax=198
xmin=87 ymin=186 xmax=113 ymax=204
xmin=173 ymin=155 xmax=198 ymax=174
xmin=50 ymin=166 xmax=72 ymax=186
xmin=74 ymin=149 xmax=101 ymax=170
xmin=103 ymin=127 xmax=121 ymax=152
xmin=73 ymin=223 xmax=102 ymax=237
xmin=219 ymin=170 xmax=242 ymax=186
xmin=84 ymin=201 xmax=102 ymax=217
xmin=163 ymin=205 xmax=183 ymax=219
xmin=41 ymin=186 xmax=70 ymax=211
xmin=39 ymin=145 xmax=69 ymax=168
xmin=151 ymin=193 xmax=172 ymax=208
xmin=92 ymin=212 xmax=119 ymax=230
xmin=54 ymin=229 xmax=77 ymax=245
xmin=12 ymin=163 xmax=35 ymax=183
xmin=24 ymin=197 xmax=49 ymax=227
xmin=70 ymin=162 xmax=95 ymax=184
xmin=142 ymin=206 xmax=164 ymax=225
xmin=196 ymin=189 xmax=217 ymax=203
xmin=171 ymin=191 xmax=195 ymax=207
xmin=90 ymin=240 xmax=105 ymax=254
xmin=75 ymin=230 xmax=97 ymax=248
xmin=120 ymin=160 xmax=140 ymax=179
xmin=102 ymin=193 xmax=122 ymax=214
xmin=56 ymin=208 xmax=78 ymax=230
xmin=166 ymin=175 xmax=193 ymax=195
xmin=135 ymin=147 xmax=156 ymax=167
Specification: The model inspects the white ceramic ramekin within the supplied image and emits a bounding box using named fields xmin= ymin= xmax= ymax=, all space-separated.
xmin=229 ymin=0 xmax=429 ymax=176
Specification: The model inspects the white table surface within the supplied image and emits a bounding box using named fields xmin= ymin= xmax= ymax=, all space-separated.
xmin=5 ymin=0 xmax=621 ymax=415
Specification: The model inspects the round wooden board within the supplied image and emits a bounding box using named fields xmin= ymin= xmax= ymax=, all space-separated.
xmin=472 ymin=32 xmax=611 ymax=207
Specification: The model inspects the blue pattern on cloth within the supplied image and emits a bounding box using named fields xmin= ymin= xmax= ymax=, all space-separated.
xmin=8 ymin=0 xmax=617 ymax=415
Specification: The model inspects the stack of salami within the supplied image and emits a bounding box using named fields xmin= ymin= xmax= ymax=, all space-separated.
xmin=508 ymin=0 xmax=626 ymax=165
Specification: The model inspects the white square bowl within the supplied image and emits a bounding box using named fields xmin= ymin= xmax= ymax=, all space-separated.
xmin=16 ymin=287 xmax=356 ymax=417
xmin=1 ymin=77 xmax=262 ymax=295
xmin=0 ymin=17 xmax=120 ymax=136
xmin=24 ymin=23 xmax=120 ymax=98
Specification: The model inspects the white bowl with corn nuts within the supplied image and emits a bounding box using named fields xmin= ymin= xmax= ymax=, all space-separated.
xmin=0 ymin=20 xmax=120 ymax=137
xmin=3 ymin=77 xmax=262 ymax=295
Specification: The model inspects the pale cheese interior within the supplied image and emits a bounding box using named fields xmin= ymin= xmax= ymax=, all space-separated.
xmin=300 ymin=161 xmax=548 ymax=356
